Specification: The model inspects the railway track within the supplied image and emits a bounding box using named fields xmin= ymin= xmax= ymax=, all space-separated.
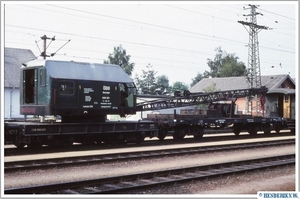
xmin=4 ymin=131 xmax=292 ymax=156
xmin=5 ymin=139 xmax=295 ymax=172
xmin=4 ymin=154 xmax=295 ymax=194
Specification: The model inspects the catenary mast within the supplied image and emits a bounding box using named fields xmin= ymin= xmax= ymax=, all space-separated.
xmin=238 ymin=4 xmax=269 ymax=115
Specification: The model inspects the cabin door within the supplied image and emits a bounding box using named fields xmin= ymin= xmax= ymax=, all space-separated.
xmin=23 ymin=69 xmax=37 ymax=104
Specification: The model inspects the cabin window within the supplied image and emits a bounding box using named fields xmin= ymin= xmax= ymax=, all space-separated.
xmin=59 ymin=82 xmax=74 ymax=95
xmin=119 ymin=82 xmax=136 ymax=107
xmin=40 ymin=69 xmax=46 ymax=86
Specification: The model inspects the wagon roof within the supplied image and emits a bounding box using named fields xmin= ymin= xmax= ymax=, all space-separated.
xmin=25 ymin=59 xmax=133 ymax=83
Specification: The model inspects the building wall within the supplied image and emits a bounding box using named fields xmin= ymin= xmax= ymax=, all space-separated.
xmin=279 ymin=80 xmax=295 ymax=89
xmin=234 ymin=96 xmax=267 ymax=116
xmin=4 ymin=88 xmax=23 ymax=119
xmin=235 ymin=98 xmax=246 ymax=114
xmin=290 ymin=94 xmax=295 ymax=120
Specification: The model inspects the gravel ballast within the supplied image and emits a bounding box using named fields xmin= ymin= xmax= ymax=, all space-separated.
xmin=4 ymin=145 xmax=295 ymax=195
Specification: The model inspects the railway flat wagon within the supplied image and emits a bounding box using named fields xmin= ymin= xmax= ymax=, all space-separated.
xmin=139 ymin=87 xmax=293 ymax=141
xmin=5 ymin=59 xmax=158 ymax=148
xmin=4 ymin=59 xmax=295 ymax=149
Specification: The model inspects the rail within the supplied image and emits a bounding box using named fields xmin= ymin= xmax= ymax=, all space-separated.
xmin=4 ymin=153 xmax=294 ymax=194
xmin=5 ymin=139 xmax=294 ymax=172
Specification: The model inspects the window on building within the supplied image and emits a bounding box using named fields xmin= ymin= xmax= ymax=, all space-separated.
xmin=284 ymin=95 xmax=289 ymax=103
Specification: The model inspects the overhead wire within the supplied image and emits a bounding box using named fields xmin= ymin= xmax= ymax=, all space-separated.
xmin=5 ymin=8 xmax=294 ymax=55
xmin=5 ymin=4 xmax=294 ymax=54
xmin=4 ymin=4 xmax=296 ymax=78
xmin=9 ymin=3 xmax=294 ymax=53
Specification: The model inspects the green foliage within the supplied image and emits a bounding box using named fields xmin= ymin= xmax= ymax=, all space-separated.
xmin=104 ymin=45 xmax=134 ymax=76
xmin=172 ymin=81 xmax=189 ymax=92
xmin=156 ymin=75 xmax=170 ymax=94
xmin=135 ymin=65 xmax=176 ymax=95
xmin=190 ymin=71 xmax=209 ymax=87
xmin=202 ymin=82 xmax=220 ymax=92
xmin=206 ymin=47 xmax=246 ymax=78
xmin=190 ymin=46 xmax=246 ymax=87
xmin=135 ymin=64 xmax=158 ymax=94
xmin=196 ymin=82 xmax=220 ymax=110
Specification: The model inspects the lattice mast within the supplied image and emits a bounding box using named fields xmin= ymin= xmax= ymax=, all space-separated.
xmin=238 ymin=4 xmax=269 ymax=115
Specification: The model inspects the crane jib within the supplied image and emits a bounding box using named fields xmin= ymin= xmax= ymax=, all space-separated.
xmin=136 ymin=87 xmax=268 ymax=111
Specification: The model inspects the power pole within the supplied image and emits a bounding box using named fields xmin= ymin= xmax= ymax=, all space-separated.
xmin=38 ymin=35 xmax=70 ymax=60
xmin=40 ymin=35 xmax=56 ymax=60
xmin=238 ymin=4 xmax=269 ymax=115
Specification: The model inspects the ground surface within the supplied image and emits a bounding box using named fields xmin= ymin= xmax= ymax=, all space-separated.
xmin=4 ymin=144 xmax=296 ymax=196
xmin=126 ymin=166 xmax=295 ymax=195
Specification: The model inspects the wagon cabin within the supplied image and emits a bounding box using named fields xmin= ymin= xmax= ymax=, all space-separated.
xmin=20 ymin=59 xmax=137 ymax=123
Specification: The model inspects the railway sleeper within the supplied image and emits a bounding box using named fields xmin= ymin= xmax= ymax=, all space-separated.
xmin=4 ymin=154 xmax=294 ymax=194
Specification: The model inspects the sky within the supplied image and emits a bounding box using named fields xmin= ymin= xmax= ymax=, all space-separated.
xmin=2 ymin=1 xmax=298 ymax=87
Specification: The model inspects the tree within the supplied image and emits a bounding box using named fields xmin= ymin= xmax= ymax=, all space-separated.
xmin=190 ymin=71 xmax=210 ymax=87
xmin=218 ymin=57 xmax=246 ymax=77
xmin=206 ymin=46 xmax=246 ymax=78
xmin=104 ymin=45 xmax=134 ymax=76
xmin=190 ymin=47 xmax=246 ymax=87
xmin=135 ymin=65 xmax=172 ymax=95
xmin=156 ymin=75 xmax=170 ymax=94
xmin=172 ymin=81 xmax=189 ymax=92
xmin=134 ymin=64 xmax=158 ymax=94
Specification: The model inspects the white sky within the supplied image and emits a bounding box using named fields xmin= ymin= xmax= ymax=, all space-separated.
xmin=2 ymin=1 xmax=298 ymax=86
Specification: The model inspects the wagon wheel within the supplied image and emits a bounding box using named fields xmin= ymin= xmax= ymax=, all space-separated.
xmin=13 ymin=142 xmax=25 ymax=149
xmin=290 ymin=129 xmax=295 ymax=135
xmin=12 ymin=136 xmax=25 ymax=149
xmin=158 ymin=127 xmax=167 ymax=141
xmin=274 ymin=125 xmax=282 ymax=134
xmin=158 ymin=133 xmax=166 ymax=141
xmin=62 ymin=137 xmax=74 ymax=148
xmin=193 ymin=133 xmax=203 ymax=140
xmin=135 ymin=132 xmax=145 ymax=144
xmin=248 ymin=125 xmax=257 ymax=136
xmin=264 ymin=129 xmax=271 ymax=134
xmin=104 ymin=134 xmax=126 ymax=145
xmin=263 ymin=124 xmax=272 ymax=135
xmin=173 ymin=129 xmax=185 ymax=141
xmin=233 ymin=125 xmax=241 ymax=136
xmin=173 ymin=133 xmax=185 ymax=141
xmin=27 ymin=142 xmax=42 ymax=149
xmin=95 ymin=138 xmax=104 ymax=145
xmin=193 ymin=127 xmax=204 ymax=140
